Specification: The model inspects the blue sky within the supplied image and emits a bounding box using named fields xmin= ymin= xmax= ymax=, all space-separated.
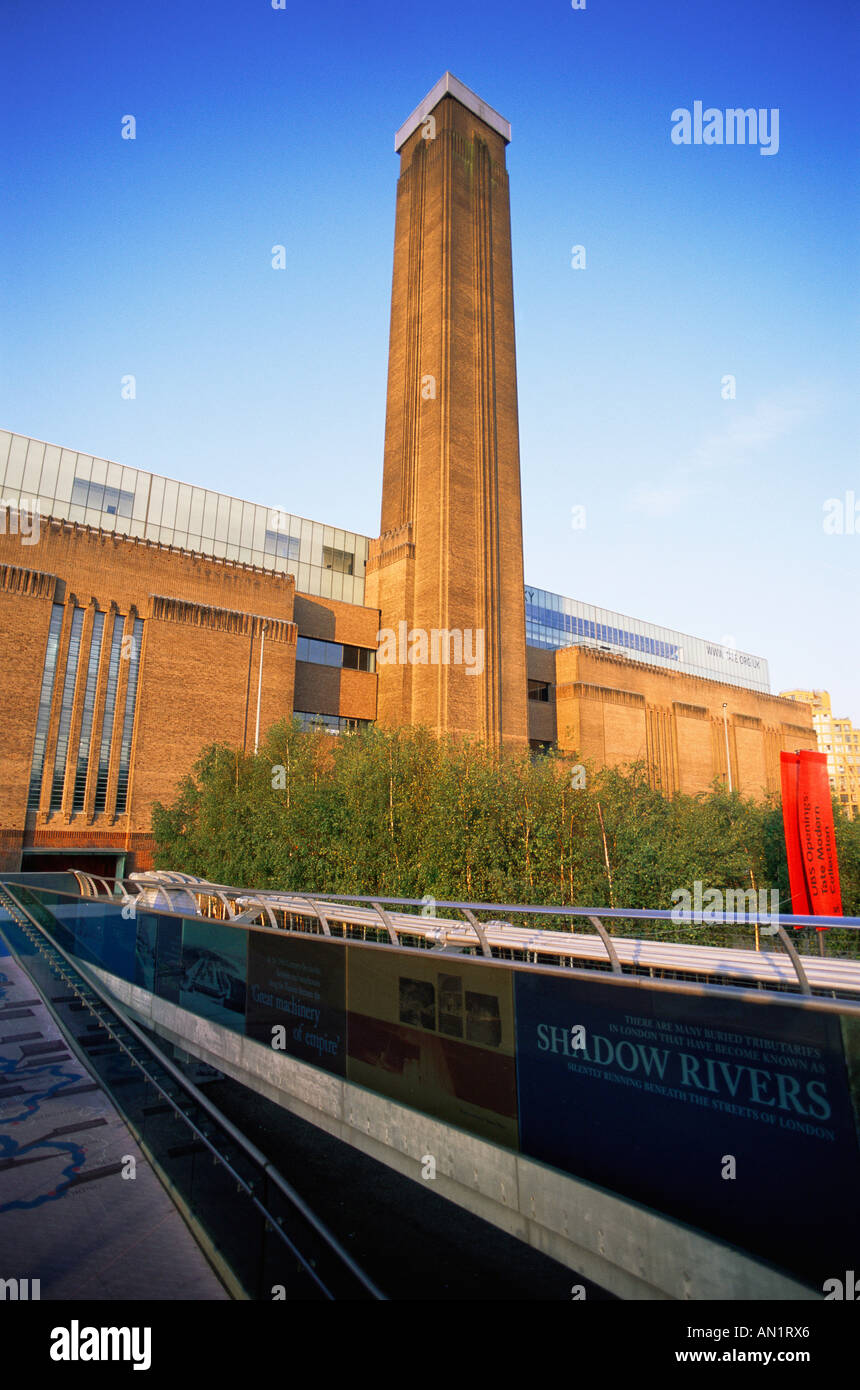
xmin=2 ymin=0 xmax=857 ymax=715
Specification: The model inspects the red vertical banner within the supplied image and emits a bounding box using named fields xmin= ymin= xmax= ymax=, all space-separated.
xmin=780 ymin=752 xmax=807 ymax=915
xmin=780 ymin=750 xmax=843 ymax=925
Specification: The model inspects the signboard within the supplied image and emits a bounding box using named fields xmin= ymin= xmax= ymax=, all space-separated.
xmin=246 ymin=931 xmax=346 ymax=1075
xmin=347 ymin=948 xmax=518 ymax=1148
xmin=134 ymin=913 xmax=157 ymax=992
xmin=154 ymin=917 xmax=183 ymax=1003
xmin=515 ymin=971 xmax=860 ymax=1283
xmin=179 ymin=920 xmax=247 ymax=1031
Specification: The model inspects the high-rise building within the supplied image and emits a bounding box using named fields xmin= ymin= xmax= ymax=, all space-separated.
xmin=780 ymin=690 xmax=860 ymax=819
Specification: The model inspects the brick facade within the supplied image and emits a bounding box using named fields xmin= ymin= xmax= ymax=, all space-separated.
xmin=533 ymin=646 xmax=816 ymax=797
xmin=0 ymin=519 xmax=378 ymax=871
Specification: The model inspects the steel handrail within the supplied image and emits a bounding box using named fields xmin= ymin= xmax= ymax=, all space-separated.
xmin=0 ymin=883 xmax=386 ymax=1301
xmin=10 ymin=875 xmax=860 ymax=1004
xmin=120 ymin=876 xmax=859 ymax=931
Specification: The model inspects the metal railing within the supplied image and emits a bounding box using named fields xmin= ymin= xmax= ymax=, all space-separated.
xmin=14 ymin=870 xmax=860 ymax=1004
xmin=112 ymin=873 xmax=860 ymax=1004
xmin=0 ymin=882 xmax=386 ymax=1301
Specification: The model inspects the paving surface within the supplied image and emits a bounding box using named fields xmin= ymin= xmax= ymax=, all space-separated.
xmin=0 ymin=925 xmax=229 ymax=1301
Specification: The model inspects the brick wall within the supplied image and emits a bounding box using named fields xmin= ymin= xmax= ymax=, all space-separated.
xmin=0 ymin=520 xmax=299 ymax=869
xmin=0 ymin=562 xmax=58 ymax=855
xmin=553 ymin=647 xmax=817 ymax=797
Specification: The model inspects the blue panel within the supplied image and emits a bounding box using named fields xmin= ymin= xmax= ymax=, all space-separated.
xmin=155 ymin=918 xmax=183 ymax=1003
xmin=135 ymin=913 xmax=157 ymax=992
xmin=180 ymin=919 xmax=248 ymax=1032
xmin=514 ymin=971 xmax=860 ymax=1285
xmin=64 ymin=901 xmax=136 ymax=981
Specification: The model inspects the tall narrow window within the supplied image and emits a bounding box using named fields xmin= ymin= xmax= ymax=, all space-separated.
xmin=114 ymin=618 xmax=144 ymax=814
xmin=26 ymin=604 xmax=65 ymax=809
xmin=71 ymin=611 xmax=106 ymax=812
xmin=93 ymin=616 xmax=125 ymax=812
xmin=49 ymin=608 xmax=85 ymax=810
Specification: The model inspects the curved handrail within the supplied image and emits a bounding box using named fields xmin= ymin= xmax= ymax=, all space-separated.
xmin=0 ymin=882 xmax=386 ymax=1301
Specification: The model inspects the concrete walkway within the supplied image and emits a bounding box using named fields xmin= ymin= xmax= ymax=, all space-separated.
xmin=0 ymin=927 xmax=229 ymax=1301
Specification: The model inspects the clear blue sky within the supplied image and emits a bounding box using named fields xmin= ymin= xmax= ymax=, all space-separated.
xmin=2 ymin=0 xmax=857 ymax=715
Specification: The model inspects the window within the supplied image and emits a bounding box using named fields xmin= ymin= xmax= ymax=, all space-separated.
xmin=342 ymin=644 xmax=375 ymax=672
xmin=26 ymin=605 xmax=65 ymax=809
xmin=93 ymin=617 xmax=126 ymax=812
xmin=296 ymin=636 xmax=375 ymax=672
xmin=71 ymin=476 xmax=134 ymax=517
xmin=528 ymin=680 xmax=550 ymax=702
xmin=293 ymin=711 xmax=370 ymax=735
xmin=72 ymin=611 xmax=106 ymax=811
xmin=115 ymin=618 xmax=144 ymax=813
xmin=49 ymin=608 xmax=85 ymax=809
xmin=264 ymin=530 xmax=300 ymax=561
xmin=322 ymin=545 xmax=354 ymax=575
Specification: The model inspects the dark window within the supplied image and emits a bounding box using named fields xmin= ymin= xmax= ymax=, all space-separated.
xmin=114 ymin=618 xmax=144 ymax=813
xmin=93 ymin=617 xmax=126 ymax=812
xmin=342 ymin=644 xmax=375 ymax=672
xmin=49 ymin=608 xmax=85 ymax=809
xmin=296 ymin=636 xmax=375 ymax=672
xmin=293 ymin=711 xmax=370 ymax=735
xmin=322 ymin=545 xmax=354 ymax=575
xmin=528 ymin=680 xmax=550 ymax=702
xmin=72 ymin=610 xmax=106 ymax=811
xmin=26 ymin=604 xmax=65 ymax=809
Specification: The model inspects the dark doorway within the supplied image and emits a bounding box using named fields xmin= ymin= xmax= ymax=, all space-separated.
xmin=21 ymin=850 xmax=124 ymax=878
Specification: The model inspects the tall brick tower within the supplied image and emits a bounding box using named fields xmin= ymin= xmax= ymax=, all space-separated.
xmin=366 ymin=73 xmax=529 ymax=748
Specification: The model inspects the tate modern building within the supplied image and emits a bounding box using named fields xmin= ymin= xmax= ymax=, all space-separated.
xmin=0 ymin=74 xmax=814 ymax=875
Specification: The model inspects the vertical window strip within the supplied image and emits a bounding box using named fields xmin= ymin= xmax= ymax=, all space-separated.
xmin=114 ymin=618 xmax=144 ymax=813
xmin=71 ymin=611 xmax=106 ymax=812
xmin=49 ymin=609 xmax=85 ymax=810
xmin=93 ymin=617 xmax=125 ymax=812
xmin=26 ymin=604 xmax=65 ymax=810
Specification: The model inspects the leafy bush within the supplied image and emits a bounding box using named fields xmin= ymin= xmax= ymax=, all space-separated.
xmin=151 ymin=722 xmax=860 ymax=930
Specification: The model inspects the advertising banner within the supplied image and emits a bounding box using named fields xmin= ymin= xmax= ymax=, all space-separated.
xmin=515 ymin=971 xmax=860 ymax=1283
xmin=154 ymin=917 xmax=183 ymax=1003
xmin=246 ymin=931 xmax=346 ymax=1075
xmin=134 ymin=912 xmax=157 ymax=992
xmin=780 ymin=750 xmax=843 ymax=919
xmin=179 ymin=919 xmax=248 ymax=1031
xmin=347 ymin=947 xmax=518 ymax=1148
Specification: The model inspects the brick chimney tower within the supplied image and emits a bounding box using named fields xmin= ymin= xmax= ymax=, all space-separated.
xmin=366 ymin=74 xmax=529 ymax=747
